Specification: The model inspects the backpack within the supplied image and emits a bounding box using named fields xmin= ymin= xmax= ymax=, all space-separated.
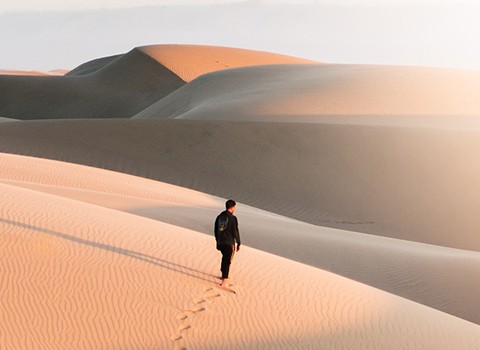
xmin=217 ymin=213 xmax=229 ymax=232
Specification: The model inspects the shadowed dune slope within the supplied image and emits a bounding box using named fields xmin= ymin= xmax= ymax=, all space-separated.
xmin=0 ymin=49 xmax=185 ymax=120
xmin=2 ymin=119 xmax=480 ymax=253
xmin=1 ymin=153 xmax=480 ymax=350
xmin=139 ymin=44 xmax=318 ymax=82
xmin=134 ymin=64 xmax=480 ymax=121
xmin=66 ymin=54 xmax=121 ymax=76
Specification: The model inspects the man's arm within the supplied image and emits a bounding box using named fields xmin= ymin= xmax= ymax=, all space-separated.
xmin=214 ymin=216 xmax=219 ymax=241
xmin=234 ymin=216 xmax=241 ymax=251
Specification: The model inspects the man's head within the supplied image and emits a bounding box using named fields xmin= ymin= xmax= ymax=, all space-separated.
xmin=226 ymin=199 xmax=236 ymax=213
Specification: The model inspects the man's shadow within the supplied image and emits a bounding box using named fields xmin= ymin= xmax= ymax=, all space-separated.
xmin=1 ymin=218 xmax=218 ymax=284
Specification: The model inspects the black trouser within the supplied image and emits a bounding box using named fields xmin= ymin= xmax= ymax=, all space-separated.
xmin=219 ymin=244 xmax=235 ymax=279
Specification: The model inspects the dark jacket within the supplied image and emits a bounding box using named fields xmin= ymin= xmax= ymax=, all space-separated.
xmin=214 ymin=210 xmax=241 ymax=247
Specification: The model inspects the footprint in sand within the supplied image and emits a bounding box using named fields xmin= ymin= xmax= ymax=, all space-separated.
xmin=205 ymin=288 xmax=221 ymax=299
xmin=192 ymin=304 xmax=206 ymax=313
xmin=178 ymin=324 xmax=191 ymax=332
xmin=171 ymin=334 xmax=183 ymax=342
xmin=171 ymin=286 xmax=226 ymax=350
xmin=175 ymin=311 xmax=193 ymax=321
xmin=171 ymin=330 xmax=186 ymax=350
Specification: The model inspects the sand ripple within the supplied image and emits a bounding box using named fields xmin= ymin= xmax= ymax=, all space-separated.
xmin=1 ymin=153 xmax=479 ymax=349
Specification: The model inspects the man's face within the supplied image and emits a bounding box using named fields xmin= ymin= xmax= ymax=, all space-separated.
xmin=229 ymin=205 xmax=236 ymax=214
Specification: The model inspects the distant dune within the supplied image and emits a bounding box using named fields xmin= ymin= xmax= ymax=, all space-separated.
xmin=66 ymin=55 xmax=121 ymax=76
xmin=134 ymin=63 xmax=480 ymax=121
xmin=0 ymin=49 xmax=184 ymax=120
xmin=0 ymin=45 xmax=319 ymax=121
xmin=1 ymin=44 xmax=480 ymax=348
xmin=0 ymin=69 xmax=68 ymax=76
xmin=139 ymin=44 xmax=318 ymax=82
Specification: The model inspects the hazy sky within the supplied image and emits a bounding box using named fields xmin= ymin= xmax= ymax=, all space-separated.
xmin=1 ymin=0 xmax=480 ymax=71
xmin=0 ymin=0 xmax=242 ymax=13
xmin=1 ymin=0 xmax=476 ymax=13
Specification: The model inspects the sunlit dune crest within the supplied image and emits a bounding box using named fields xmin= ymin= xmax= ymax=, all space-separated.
xmin=139 ymin=44 xmax=318 ymax=82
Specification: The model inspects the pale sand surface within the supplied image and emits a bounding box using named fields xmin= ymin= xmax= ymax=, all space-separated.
xmin=134 ymin=64 xmax=480 ymax=121
xmin=0 ymin=69 xmax=68 ymax=76
xmin=139 ymin=44 xmax=318 ymax=82
xmin=1 ymin=152 xmax=480 ymax=349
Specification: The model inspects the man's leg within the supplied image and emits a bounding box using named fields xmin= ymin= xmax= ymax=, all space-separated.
xmin=220 ymin=244 xmax=234 ymax=281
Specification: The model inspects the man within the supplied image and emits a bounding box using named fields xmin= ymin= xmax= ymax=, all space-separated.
xmin=214 ymin=199 xmax=241 ymax=287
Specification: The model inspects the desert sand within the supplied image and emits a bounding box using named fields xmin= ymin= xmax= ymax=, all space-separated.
xmin=139 ymin=44 xmax=318 ymax=82
xmin=0 ymin=49 xmax=185 ymax=120
xmin=0 ymin=117 xmax=17 ymax=122
xmin=0 ymin=69 xmax=68 ymax=76
xmin=1 ymin=44 xmax=480 ymax=349
xmin=1 ymin=153 xmax=480 ymax=349
xmin=134 ymin=63 xmax=480 ymax=121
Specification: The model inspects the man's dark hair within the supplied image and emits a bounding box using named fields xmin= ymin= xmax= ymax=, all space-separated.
xmin=226 ymin=199 xmax=236 ymax=210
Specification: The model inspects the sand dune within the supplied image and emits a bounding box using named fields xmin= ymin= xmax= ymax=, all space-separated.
xmin=2 ymin=119 xmax=480 ymax=252
xmin=139 ymin=44 xmax=318 ymax=82
xmin=1 ymin=152 xmax=479 ymax=349
xmin=2 ymin=44 xmax=480 ymax=348
xmin=66 ymin=55 xmax=121 ymax=76
xmin=0 ymin=49 xmax=184 ymax=120
xmin=2 ymin=151 xmax=480 ymax=326
xmin=134 ymin=63 xmax=480 ymax=121
xmin=0 ymin=44 xmax=318 ymax=120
